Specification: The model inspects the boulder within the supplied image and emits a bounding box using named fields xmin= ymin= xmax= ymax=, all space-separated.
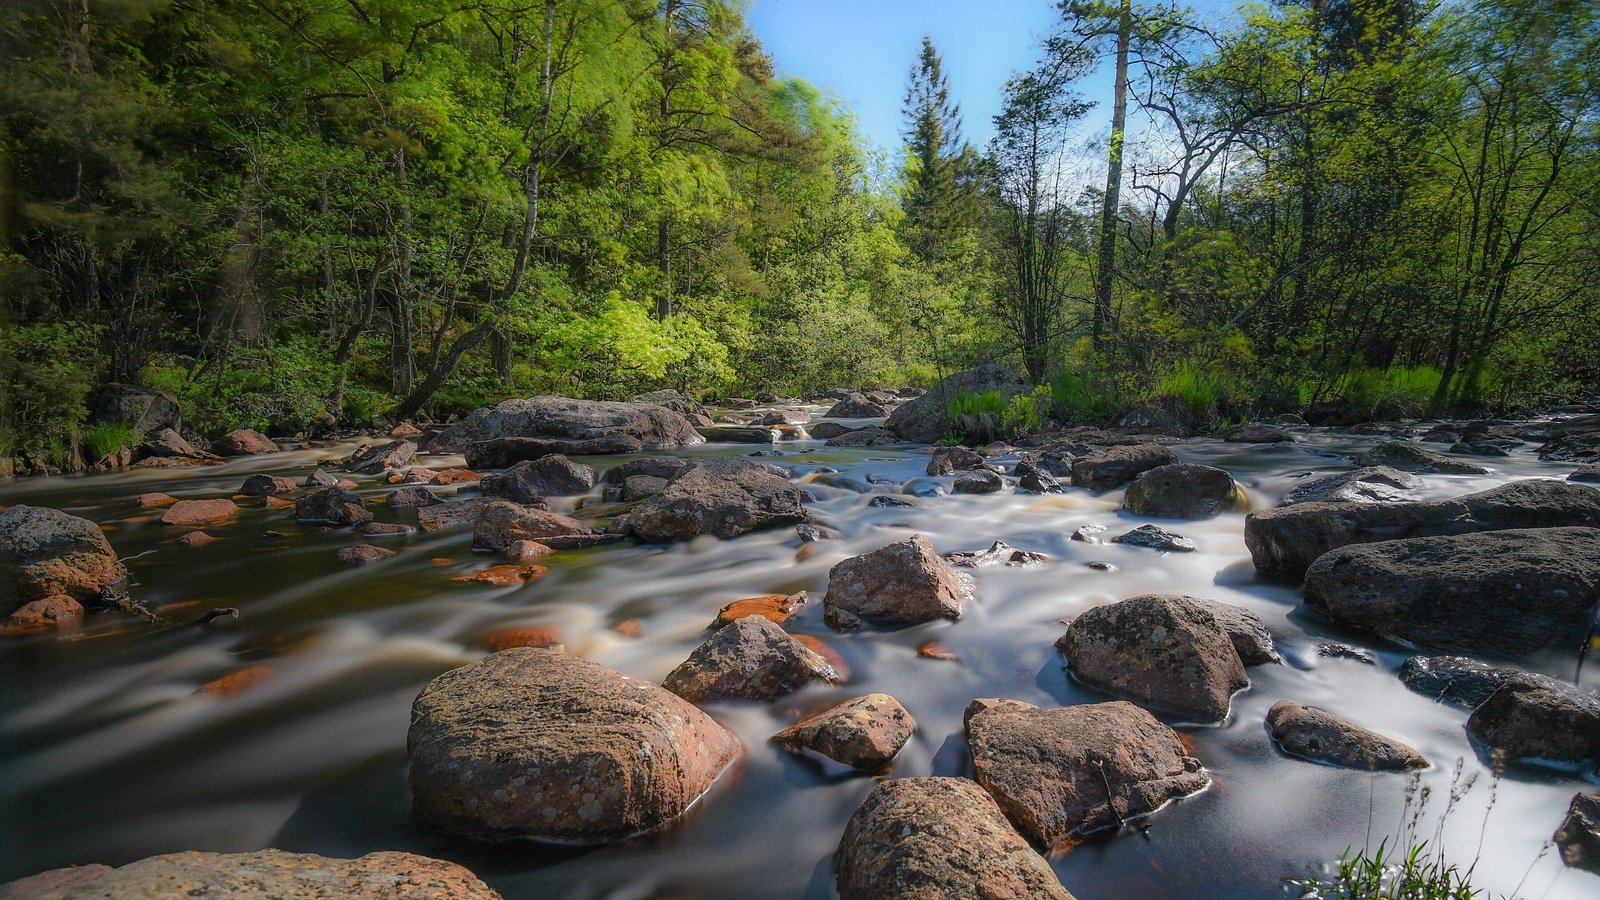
xmin=346 ymin=439 xmax=416 ymax=475
xmin=481 ymin=454 xmax=597 ymax=502
xmin=408 ymin=649 xmax=739 ymax=842
xmin=336 ymin=544 xmax=394 ymax=566
xmin=0 ymin=850 xmax=500 ymax=900
xmin=92 ymin=383 xmax=180 ymax=435
xmin=1302 ymin=527 xmax=1600 ymax=659
xmin=0 ymin=505 xmax=127 ymax=606
xmin=628 ymin=388 xmax=703 ymax=419
xmin=387 ymin=486 xmax=445 ymax=509
xmin=761 ymin=408 xmax=809 ymax=426
xmin=1191 ymin=598 xmax=1279 ymax=665
xmin=1016 ymin=458 xmax=1062 ymax=493
xmin=295 ymin=488 xmax=373 ymax=527
xmin=1122 ymin=463 xmax=1245 ymax=519
xmin=809 ymin=422 xmax=856 ymax=440
xmin=1057 ymin=594 xmax=1249 ymax=721
xmin=1539 ymin=416 xmax=1600 ymax=463
xmin=604 ymin=457 xmax=694 ymax=484
xmin=1245 ymin=479 xmax=1600 ymax=581
xmin=1110 ymin=524 xmax=1197 ymax=552
xmin=1279 ymin=467 xmax=1423 ymax=506
xmin=966 ymin=700 xmax=1208 ymax=842
xmin=465 ymin=435 xmax=643 ymax=468
xmin=211 ymin=428 xmax=279 ymax=456
xmin=306 ymin=468 xmax=340 ymax=488
xmin=1555 ymin=793 xmax=1600 ymax=874
xmin=698 ymin=426 xmax=780 ymax=443
xmin=953 ymin=469 xmax=1003 ymax=494
xmin=470 ymin=500 xmax=591 ymax=553
xmin=160 ymin=499 xmax=239 ymax=527
xmin=429 ymin=396 xmax=703 ymax=455
xmin=1570 ymin=465 xmax=1600 ymax=484
xmin=621 ymin=474 xmax=668 ymax=501
xmin=1265 ymin=701 xmax=1426 ymax=770
xmin=662 ymin=615 xmax=840 ymax=703
xmin=616 ymin=459 xmax=806 ymax=543
xmin=1399 ymin=656 xmax=1521 ymax=708
xmin=771 ymin=693 xmax=914 ymax=770
xmin=360 ymin=522 xmax=416 ymax=538
xmin=823 ymin=534 xmax=973 ymax=629
xmin=825 ymin=426 xmax=899 ymax=447
xmin=1355 ymin=441 xmax=1491 ymax=474
xmin=834 ymin=777 xmax=1074 ymax=900
xmin=927 ymin=446 xmax=983 ymax=476
xmin=1466 ymin=674 xmax=1600 ymax=766
xmin=1071 ymin=443 xmax=1179 ymax=490
xmin=417 ymin=499 xmax=486 ymax=531
xmin=1117 ymin=402 xmax=1194 ymax=438
xmin=138 ymin=427 xmax=210 ymax=460
xmin=886 ymin=364 xmax=1030 ymax=443
xmin=1223 ymin=424 xmax=1294 ymax=443
xmin=825 ymin=393 xmax=891 ymax=418
xmin=240 ymin=474 xmax=297 ymax=497
xmin=3 ymin=594 xmax=86 ymax=632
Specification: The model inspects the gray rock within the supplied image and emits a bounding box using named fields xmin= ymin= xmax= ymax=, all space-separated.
xmin=1569 ymin=465 xmax=1600 ymax=484
xmin=825 ymin=426 xmax=899 ymax=447
xmin=1355 ymin=441 xmax=1492 ymax=474
xmin=408 ymin=649 xmax=739 ymax=842
xmin=1111 ymin=524 xmax=1197 ymax=552
xmin=825 ymin=393 xmax=890 ymax=418
xmin=346 ymin=439 xmax=416 ymax=475
xmin=823 ymin=534 xmax=973 ymax=628
xmin=808 ymin=422 xmax=856 ymax=439
xmin=0 ymin=505 xmax=127 ymax=607
xmin=1245 ymin=479 xmax=1600 ymax=581
xmin=616 ymin=459 xmax=806 ymax=542
xmin=833 ymin=777 xmax=1073 ymax=900
xmin=480 ymin=454 xmax=597 ymax=501
xmin=416 ymin=499 xmax=486 ymax=531
xmin=770 ymin=693 xmax=913 ymax=770
xmin=1304 ymin=527 xmax=1600 ymax=660
xmin=470 ymin=500 xmax=591 ymax=553
xmin=295 ymin=489 xmax=373 ymax=527
xmin=603 ymin=457 xmax=694 ymax=484
xmin=952 ymin=469 xmax=1003 ymax=494
xmin=387 ymin=486 xmax=445 ymax=510
xmin=429 ymin=396 xmax=703 ymax=454
xmin=1122 ymin=463 xmax=1245 ymax=519
xmin=1466 ymin=674 xmax=1600 ymax=767
xmin=1223 ymin=424 xmax=1294 ymax=443
xmin=1266 ymin=701 xmax=1426 ymax=770
xmin=92 ymin=383 xmax=180 ymax=436
xmin=465 ymin=434 xmax=643 ymax=468
xmin=662 ymin=616 xmax=840 ymax=703
xmin=137 ymin=427 xmax=211 ymax=461
xmin=1279 ymin=467 xmax=1423 ymax=506
xmin=927 ymin=446 xmax=983 ymax=475
xmin=1016 ymin=457 xmax=1062 ymax=492
xmin=1071 ymin=443 xmax=1180 ymax=490
xmin=1555 ymin=792 xmax=1600 ymax=874
xmin=1399 ymin=655 xmax=1521 ymax=708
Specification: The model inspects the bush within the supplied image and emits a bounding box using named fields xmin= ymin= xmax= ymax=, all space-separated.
xmin=82 ymin=423 xmax=137 ymax=461
xmin=1153 ymin=361 xmax=1238 ymax=422
xmin=1338 ymin=366 xmax=1443 ymax=418
xmin=0 ymin=322 xmax=99 ymax=457
xmin=1052 ymin=370 xmax=1123 ymax=424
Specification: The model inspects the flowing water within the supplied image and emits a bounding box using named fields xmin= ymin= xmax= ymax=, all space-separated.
xmin=2 ymin=412 xmax=1597 ymax=899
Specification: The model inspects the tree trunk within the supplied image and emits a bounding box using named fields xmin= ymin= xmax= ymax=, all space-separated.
xmin=1092 ymin=0 xmax=1130 ymax=350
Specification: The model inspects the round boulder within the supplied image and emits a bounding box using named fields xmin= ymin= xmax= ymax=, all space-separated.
xmin=771 ymin=693 xmax=914 ymax=770
xmin=408 ymin=648 xmax=740 ymax=842
xmin=1071 ymin=443 xmax=1179 ymax=490
xmin=211 ymin=428 xmax=279 ymax=456
xmin=822 ymin=534 xmax=973 ymax=629
xmin=662 ymin=616 xmax=841 ymax=703
xmin=469 ymin=500 xmax=591 ymax=553
xmin=1122 ymin=463 xmax=1245 ymax=519
xmin=0 ymin=505 xmax=127 ymax=606
xmin=480 ymin=454 xmax=597 ymax=502
xmin=1465 ymin=674 xmax=1600 ymax=767
xmin=616 ymin=459 xmax=807 ymax=543
xmin=295 ymin=488 xmax=373 ymax=527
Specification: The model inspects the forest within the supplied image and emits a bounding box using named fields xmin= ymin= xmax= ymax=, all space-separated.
xmin=1 ymin=0 xmax=1597 ymax=466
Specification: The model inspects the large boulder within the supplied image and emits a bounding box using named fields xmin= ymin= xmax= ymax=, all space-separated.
xmin=470 ymin=500 xmax=591 ymax=553
xmin=662 ymin=616 xmax=841 ymax=703
xmin=1122 ymin=463 xmax=1246 ymax=519
xmin=885 ymin=364 xmax=1030 ymax=443
xmin=345 ymin=439 xmax=416 ymax=475
xmin=1116 ymin=402 xmax=1194 ymax=438
xmin=295 ymin=488 xmax=374 ymax=527
xmin=465 ymin=435 xmax=642 ymax=468
xmin=603 ymin=457 xmax=694 ymax=484
xmin=823 ymin=534 xmax=973 ymax=629
xmin=1266 ymin=701 xmax=1427 ymax=770
xmin=211 ymin=428 xmax=279 ymax=456
xmin=1245 ymin=479 xmax=1600 ymax=581
xmin=825 ymin=426 xmax=899 ymax=447
xmin=926 ymin=446 xmax=983 ymax=476
xmin=480 ymin=454 xmax=597 ymax=501
xmin=241 ymin=474 xmax=297 ymax=497
xmin=615 ymin=459 xmax=806 ymax=543
xmin=408 ymin=649 xmax=740 ymax=842
xmin=1279 ymin=467 xmax=1423 ymax=506
xmin=0 ymin=505 xmax=127 ymax=607
xmin=1057 ymin=594 xmax=1249 ymax=721
xmin=1466 ymin=674 xmax=1600 ymax=767
xmin=0 ymin=850 xmax=500 ymax=899
xmin=834 ymin=777 xmax=1075 ymax=900
xmin=1303 ymin=527 xmax=1600 ymax=660
xmin=825 ymin=393 xmax=891 ymax=419
xmin=1071 ymin=443 xmax=1179 ymax=490
xmin=1355 ymin=441 xmax=1492 ymax=474
xmin=91 ymin=383 xmax=180 ymax=436
xmin=430 ymin=396 xmax=704 ymax=454
xmin=137 ymin=427 xmax=211 ymax=460
xmin=966 ymin=700 xmax=1208 ymax=842
xmin=771 ymin=693 xmax=915 ymax=770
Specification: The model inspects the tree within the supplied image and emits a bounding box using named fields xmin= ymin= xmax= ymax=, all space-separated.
xmin=900 ymin=35 xmax=971 ymax=263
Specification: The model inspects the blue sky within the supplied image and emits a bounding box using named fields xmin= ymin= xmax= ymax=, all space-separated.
xmin=746 ymin=0 xmax=1064 ymax=156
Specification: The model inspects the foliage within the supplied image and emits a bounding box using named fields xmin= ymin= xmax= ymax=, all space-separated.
xmin=0 ymin=322 xmax=98 ymax=457
xmin=1153 ymin=362 xmax=1239 ymax=422
xmin=81 ymin=423 xmax=137 ymax=462
xmin=1299 ymin=839 xmax=1479 ymax=900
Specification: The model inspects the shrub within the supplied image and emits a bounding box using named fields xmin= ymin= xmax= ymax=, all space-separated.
xmin=1153 ymin=361 xmax=1237 ymax=422
xmin=1052 ymin=370 xmax=1123 ymax=424
xmin=0 ymin=322 xmax=98 ymax=456
xmin=1339 ymin=366 xmax=1443 ymax=417
xmin=82 ymin=423 xmax=137 ymax=461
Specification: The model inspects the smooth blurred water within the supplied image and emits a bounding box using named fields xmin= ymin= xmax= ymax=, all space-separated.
xmin=1 ymin=413 xmax=1596 ymax=899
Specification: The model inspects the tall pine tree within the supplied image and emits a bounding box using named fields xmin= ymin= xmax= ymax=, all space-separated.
xmin=900 ymin=36 xmax=968 ymax=263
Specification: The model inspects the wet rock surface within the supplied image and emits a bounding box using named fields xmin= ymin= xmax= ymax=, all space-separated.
xmin=771 ymin=693 xmax=914 ymax=770
xmin=1278 ymin=466 xmax=1423 ymax=506
xmin=480 ymin=454 xmax=597 ymax=501
xmin=615 ymin=459 xmax=806 ymax=542
xmin=886 ymin=364 xmax=1030 ymax=442
xmin=1399 ymin=655 xmax=1522 ymax=708
xmin=1266 ymin=700 xmax=1427 ymax=770
xmin=1303 ymin=526 xmax=1600 ymax=659
xmin=1071 ymin=443 xmax=1180 ymax=490
xmin=1555 ymin=792 xmax=1600 ymax=874
xmin=662 ymin=615 xmax=840 ymax=703
xmin=1122 ymin=463 xmax=1245 ymax=519
xmin=211 ymin=428 xmax=280 ymax=456
xmin=470 ymin=500 xmax=591 ymax=553
xmin=1111 ymin=524 xmax=1197 ymax=552
xmin=159 ymin=498 xmax=239 ymax=527
xmin=1355 ymin=441 xmax=1492 ymax=474
xmin=966 ymin=700 xmax=1209 ymax=842
xmin=429 ymin=396 xmax=704 ymax=454
xmin=0 ymin=505 xmax=127 ymax=606
xmin=823 ymin=534 xmax=972 ymax=628
xmin=1466 ymin=674 xmax=1600 ymax=767
xmin=1058 ymin=594 xmax=1250 ymax=721
xmin=833 ymin=777 xmax=1075 ymax=900
xmin=345 ymin=439 xmax=416 ymax=475
xmin=408 ymin=648 xmax=740 ymax=842
xmin=295 ymin=488 xmax=373 ymax=527
xmin=0 ymin=850 xmax=502 ymax=899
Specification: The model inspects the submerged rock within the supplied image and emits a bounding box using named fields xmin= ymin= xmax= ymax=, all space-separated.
xmin=1266 ymin=701 xmax=1426 ymax=770
xmin=1071 ymin=443 xmax=1179 ymax=490
xmin=387 ymin=486 xmax=445 ymax=509
xmin=1355 ymin=441 xmax=1491 ymax=474
xmin=662 ymin=616 xmax=840 ymax=703
xmin=943 ymin=540 xmax=1048 ymax=569
xmin=295 ymin=488 xmax=373 ymax=527
xmin=1466 ymin=674 xmax=1600 ymax=767
xmin=159 ymin=499 xmax=239 ymax=527
xmin=1245 ymin=479 xmax=1600 ymax=581
xmin=1057 ymin=594 xmax=1249 ymax=721
xmin=335 ymin=544 xmax=394 ymax=566
xmin=408 ymin=648 xmax=739 ymax=842
xmin=1303 ymin=527 xmax=1600 ymax=660
xmin=1122 ymin=463 xmax=1245 ymax=519
xmin=3 ymin=594 xmax=86 ymax=633
xmin=966 ymin=700 xmax=1208 ymax=842
xmin=0 ymin=850 xmax=501 ymax=899
xmin=834 ymin=777 xmax=1074 ymax=900
xmin=1278 ymin=466 xmax=1423 ymax=506
xmin=0 ymin=505 xmax=127 ymax=606
xmin=240 ymin=474 xmax=297 ymax=497
xmin=825 ymin=426 xmax=899 ymax=447
xmin=771 ymin=693 xmax=914 ymax=770
xmin=822 ymin=534 xmax=973 ymax=629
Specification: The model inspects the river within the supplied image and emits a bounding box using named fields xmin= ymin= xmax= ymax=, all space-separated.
xmin=2 ymin=409 xmax=1596 ymax=899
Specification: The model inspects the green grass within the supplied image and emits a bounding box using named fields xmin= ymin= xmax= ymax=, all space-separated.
xmin=1338 ymin=366 xmax=1444 ymax=416
xmin=1153 ymin=361 xmax=1235 ymax=421
xmin=82 ymin=423 xmax=137 ymax=461
xmin=1302 ymin=839 xmax=1480 ymax=899
xmin=1051 ymin=371 xmax=1122 ymax=424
